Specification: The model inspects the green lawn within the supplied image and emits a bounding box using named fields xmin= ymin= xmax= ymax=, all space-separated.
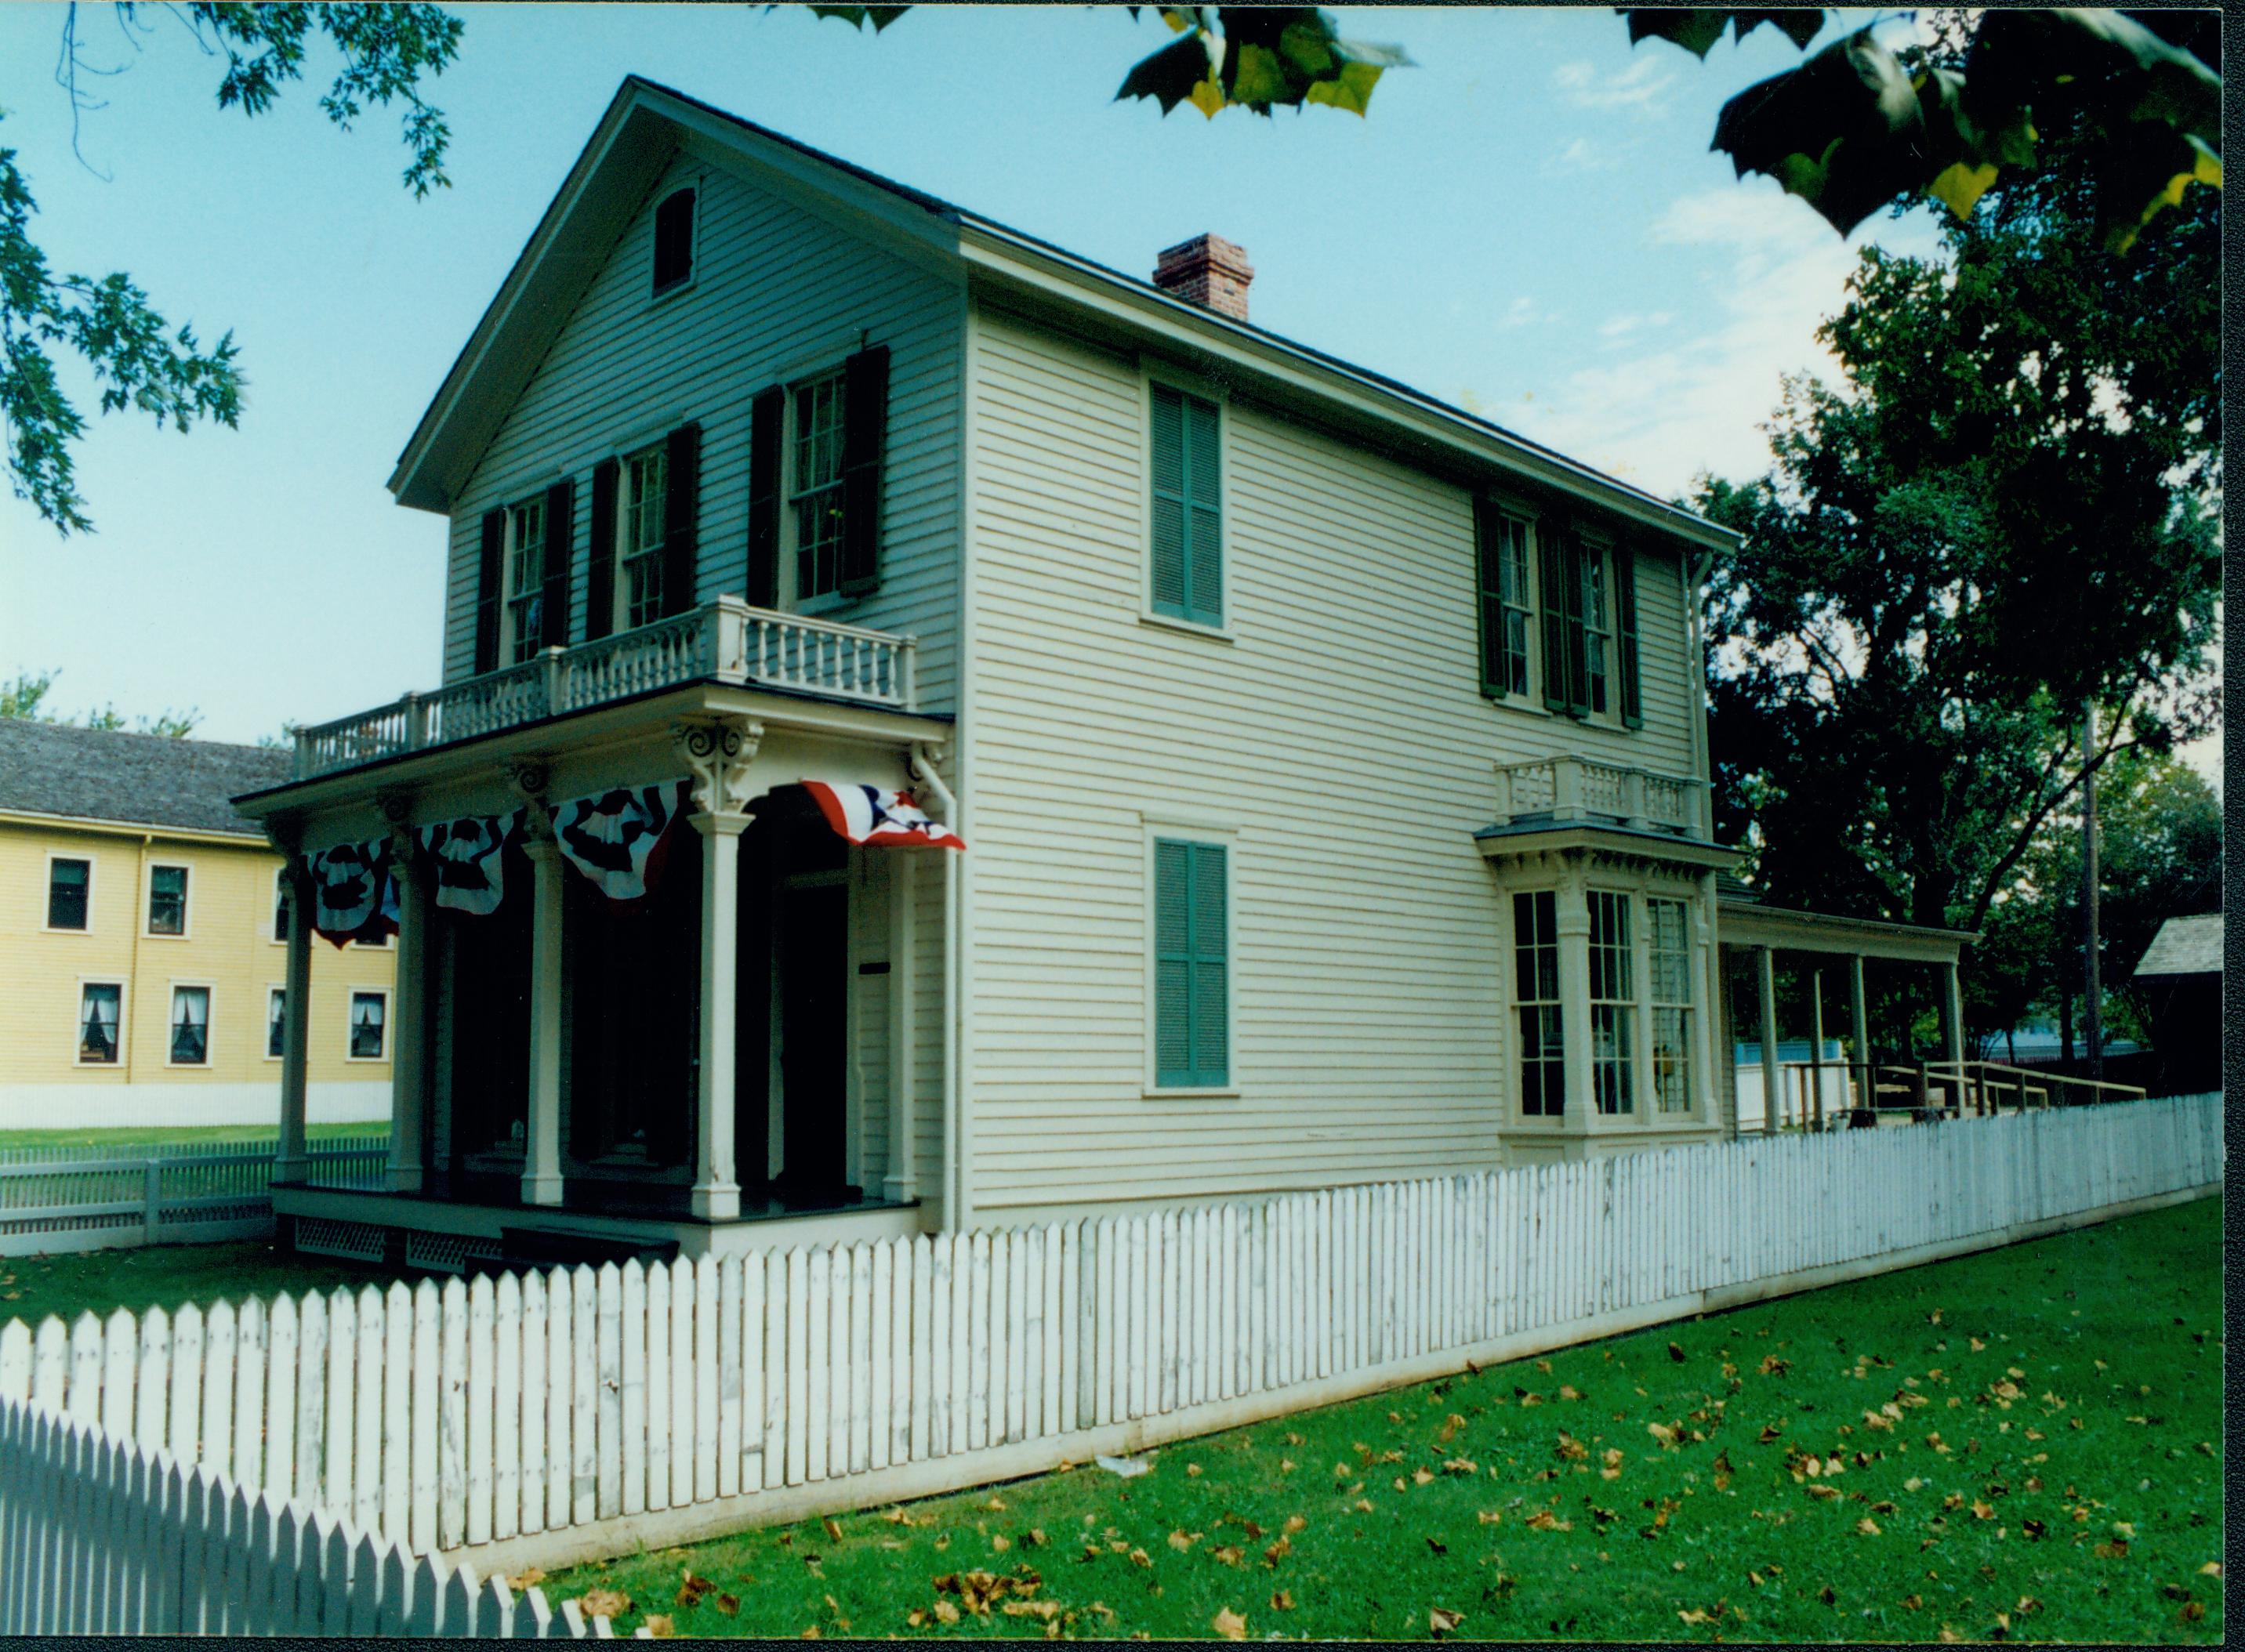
xmin=0 ymin=1121 xmax=379 ymax=1150
xmin=0 ymin=1241 xmax=401 ymax=1328
xmin=540 ymin=1197 xmax=2222 ymax=1644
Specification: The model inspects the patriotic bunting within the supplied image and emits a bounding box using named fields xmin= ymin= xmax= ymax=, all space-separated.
xmin=800 ymin=781 xmax=967 ymax=850
xmin=303 ymin=839 xmax=398 ymax=947
xmin=552 ymin=780 xmax=690 ymax=904
xmin=417 ymin=810 xmax=523 ymax=916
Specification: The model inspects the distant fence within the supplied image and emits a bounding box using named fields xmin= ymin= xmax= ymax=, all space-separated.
xmin=0 ymin=1139 xmax=389 ymax=1259
xmin=0 ymin=1096 xmax=2221 ymax=1601
xmin=0 ymin=1397 xmax=612 ymax=1635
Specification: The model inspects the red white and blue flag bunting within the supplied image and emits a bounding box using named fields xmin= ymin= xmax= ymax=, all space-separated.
xmin=417 ymin=810 xmax=522 ymax=916
xmin=303 ymin=839 xmax=398 ymax=947
xmin=553 ymin=781 xmax=690 ymax=903
xmin=800 ymin=782 xmax=967 ymax=850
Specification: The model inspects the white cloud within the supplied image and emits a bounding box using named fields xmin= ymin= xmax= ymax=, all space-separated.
xmin=1550 ymin=136 xmax=1619 ymax=174
xmin=1493 ymin=294 xmax=1561 ymax=331
xmin=1552 ymin=57 xmax=1676 ymax=111
xmin=1503 ymin=187 xmax=1917 ymax=497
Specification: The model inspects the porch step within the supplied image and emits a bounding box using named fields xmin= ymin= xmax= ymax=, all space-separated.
xmin=499 ymin=1226 xmax=680 ymax=1272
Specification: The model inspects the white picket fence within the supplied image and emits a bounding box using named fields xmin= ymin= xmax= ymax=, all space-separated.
xmin=0 ymin=1396 xmax=614 ymax=1636
xmin=0 ymin=1096 xmax=2221 ymax=1594
xmin=0 ymin=1137 xmax=389 ymax=1258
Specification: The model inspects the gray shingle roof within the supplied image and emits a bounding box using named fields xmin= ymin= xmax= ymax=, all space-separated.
xmin=0 ymin=720 xmax=288 ymax=838
xmin=2131 ymin=911 xmax=2223 ymax=978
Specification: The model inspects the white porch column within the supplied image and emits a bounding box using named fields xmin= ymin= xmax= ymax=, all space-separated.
xmin=1848 ymin=954 xmax=1872 ymax=1111
xmin=520 ymin=810 xmax=567 ymax=1208
xmin=384 ymin=819 xmax=430 ymax=1191
xmin=678 ymin=718 xmax=764 ymax=1224
xmin=1755 ymin=944 xmax=1781 ymax=1135
xmin=1554 ymin=867 xmax=1594 ymax=1143
xmin=885 ymin=849 xmax=917 ymax=1204
xmin=1939 ymin=958 xmax=1966 ymax=1071
xmin=276 ymin=856 xmax=314 ymax=1184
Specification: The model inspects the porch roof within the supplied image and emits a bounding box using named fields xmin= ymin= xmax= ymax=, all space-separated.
xmin=1717 ymin=897 xmax=1977 ymax=965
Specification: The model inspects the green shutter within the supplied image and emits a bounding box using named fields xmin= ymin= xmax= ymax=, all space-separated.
xmin=1150 ymin=385 xmax=1222 ymax=626
xmin=1539 ymin=529 xmax=1570 ymax=712
xmin=1474 ymin=498 xmax=1505 ymax=697
xmin=1154 ymin=838 xmax=1229 ymax=1088
xmin=1615 ymin=545 xmax=1641 ymax=728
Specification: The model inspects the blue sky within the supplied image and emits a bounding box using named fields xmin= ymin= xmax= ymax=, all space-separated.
xmin=7 ymin=4 xmax=2203 ymax=776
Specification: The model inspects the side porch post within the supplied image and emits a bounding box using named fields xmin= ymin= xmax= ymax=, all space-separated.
xmin=678 ymin=719 xmax=765 ymax=1224
xmin=276 ymin=853 xmax=314 ymax=1185
xmin=1554 ymin=862 xmax=1594 ymax=1145
xmin=1755 ymin=944 xmax=1781 ymax=1134
xmin=383 ymin=816 xmax=430 ymax=1191
xmin=1939 ymin=958 xmax=1967 ymax=1104
xmin=1848 ymin=954 xmax=1872 ymax=1113
xmin=518 ymin=787 xmax=567 ymax=1208
xmin=885 ymin=849 xmax=918 ymax=1204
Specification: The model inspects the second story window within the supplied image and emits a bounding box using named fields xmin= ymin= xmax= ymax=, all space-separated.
xmin=652 ymin=187 xmax=695 ymax=294
xmin=791 ymin=372 xmax=848 ymax=603
xmin=1540 ymin=532 xmax=1641 ymax=727
xmin=1476 ymin=506 xmax=1534 ymax=699
xmin=48 ymin=857 xmax=90 ymax=930
xmin=1149 ymin=382 xmax=1223 ymax=629
xmin=170 ymin=985 xmax=210 ymax=1066
xmin=506 ymin=496 xmax=549 ymax=662
xmin=147 ymin=864 xmax=188 ymax=936
xmin=623 ymin=444 xmax=669 ymax=629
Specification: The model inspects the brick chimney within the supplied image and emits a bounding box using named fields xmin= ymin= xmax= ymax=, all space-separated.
xmin=1153 ymin=234 xmax=1254 ymax=321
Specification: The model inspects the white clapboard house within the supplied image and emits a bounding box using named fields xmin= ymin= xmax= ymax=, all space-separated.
xmin=235 ymin=78 xmax=1972 ymax=1274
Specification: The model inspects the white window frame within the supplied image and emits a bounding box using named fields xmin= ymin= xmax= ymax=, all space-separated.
xmin=500 ymin=493 xmax=551 ymax=665
xmin=145 ymin=860 xmax=192 ymax=940
xmin=1138 ymin=810 xmax=1241 ymax=1100
xmin=165 ymin=980 xmax=215 ymax=1069
xmin=76 ymin=978 xmax=125 ymax=1067
xmin=1645 ymin=895 xmax=1696 ymax=1115
xmin=1510 ymin=888 xmax=1565 ymax=1123
xmin=265 ymin=984 xmax=288 ymax=1063
xmin=782 ymin=368 xmax=850 ymax=614
xmin=1136 ymin=360 xmax=1239 ymax=643
xmin=346 ymin=988 xmax=392 ymax=1063
xmin=648 ymin=174 xmax=702 ymax=306
xmin=270 ymin=865 xmax=292 ymax=944
xmin=1587 ymin=887 xmax=1636 ymax=1117
xmin=614 ymin=441 xmax=669 ymax=633
xmin=43 ymin=850 xmax=95 ymax=935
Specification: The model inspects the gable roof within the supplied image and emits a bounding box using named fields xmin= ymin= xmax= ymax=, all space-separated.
xmin=390 ymin=76 xmax=1733 ymax=553
xmin=0 ymin=720 xmax=285 ymax=839
xmin=2131 ymin=911 xmax=2222 ymax=978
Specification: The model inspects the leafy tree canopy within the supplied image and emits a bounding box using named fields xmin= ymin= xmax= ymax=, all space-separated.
xmin=0 ymin=666 xmax=198 ymax=735
xmin=4 ymin=2 xmax=461 ymax=534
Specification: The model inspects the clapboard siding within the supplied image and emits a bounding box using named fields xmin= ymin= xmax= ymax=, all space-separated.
xmin=441 ymin=150 xmax=963 ymax=712
xmin=962 ymin=308 xmax=1704 ymax=1208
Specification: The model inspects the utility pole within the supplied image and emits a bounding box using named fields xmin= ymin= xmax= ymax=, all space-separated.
xmin=2081 ymin=701 xmax=2104 ymax=1081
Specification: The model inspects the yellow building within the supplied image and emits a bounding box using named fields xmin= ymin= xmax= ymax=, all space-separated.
xmin=0 ymin=721 xmax=393 ymax=1130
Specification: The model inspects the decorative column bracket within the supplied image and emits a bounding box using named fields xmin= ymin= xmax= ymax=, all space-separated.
xmin=675 ymin=718 xmax=766 ymax=820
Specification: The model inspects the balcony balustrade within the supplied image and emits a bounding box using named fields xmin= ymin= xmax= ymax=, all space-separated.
xmin=292 ymin=599 xmax=917 ymax=781
xmin=1491 ymin=754 xmax=1707 ymax=837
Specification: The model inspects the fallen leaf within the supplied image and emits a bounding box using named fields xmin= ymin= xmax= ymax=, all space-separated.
xmin=1856 ymin=1517 xmax=1882 ymax=1535
xmin=643 ymin=1614 xmax=676 ymax=1638
xmin=1430 ymin=1605 xmax=1463 ymax=1636
xmin=991 ymin=1533 xmax=1011 ymax=1552
xmin=2199 ymin=1562 xmax=2221 ymax=1578
xmin=1128 ymin=1548 xmax=1152 ymax=1567
xmin=823 ymin=1516 xmax=844 ymax=1542
xmin=1525 ymin=1509 xmax=1572 ymax=1531
xmin=932 ymin=1600 xmax=960 ymax=1625
xmin=1271 ymin=1590 xmax=1294 ymax=1610
xmin=716 ymin=1594 xmax=739 ymax=1616
xmin=1212 ymin=1607 xmax=1249 ymax=1640
xmin=1283 ymin=1516 xmax=1307 ymax=1534
xmin=1262 ymin=1538 xmax=1289 ymax=1567
xmin=577 ymin=1589 xmax=631 ymax=1620
xmin=1169 ymin=1531 xmax=1198 ymax=1552
xmin=1213 ymin=1545 xmax=1246 ymax=1567
xmin=1678 ymin=1607 xmax=1716 ymax=1625
xmin=1759 ymin=1355 xmax=1790 ymax=1376
xmin=1426 ymin=1535 xmax=1449 ymax=1556
xmin=1413 ymin=1467 xmax=1436 ymax=1486
xmin=1443 ymin=1457 xmax=1478 ymax=1475
xmin=1670 ymin=1342 xmax=1687 ymax=1362
xmin=1558 ymin=1384 xmax=1582 ymax=1401
xmin=2093 ymin=1539 xmax=2129 ymax=1560
xmin=506 ymin=1567 xmax=546 ymax=1591
xmin=1476 ymin=1510 xmax=1503 ymax=1525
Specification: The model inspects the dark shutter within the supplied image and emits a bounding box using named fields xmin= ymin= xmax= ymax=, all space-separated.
xmin=1538 ymin=527 xmax=1569 ymax=712
xmin=747 ymin=387 xmax=785 ymax=608
xmin=1184 ymin=394 xmax=1222 ymax=625
xmin=540 ymin=478 xmax=575 ymax=651
xmin=1150 ymin=386 xmax=1187 ymax=618
xmin=662 ymin=423 xmax=701 ymax=617
xmin=1474 ymin=497 xmax=1505 ymax=697
xmin=1615 ymin=545 xmax=1642 ymax=728
xmin=473 ymin=509 xmax=504 ymax=676
xmin=840 ymin=344 xmax=890 ymax=597
xmin=586 ymin=458 xmax=619 ymax=642
xmin=1154 ymin=838 xmax=1228 ymax=1089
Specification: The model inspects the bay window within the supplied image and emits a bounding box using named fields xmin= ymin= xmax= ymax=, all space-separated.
xmin=1587 ymin=889 xmax=1634 ymax=1114
xmin=1648 ymin=897 xmax=1694 ymax=1113
xmin=1512 ymin=890 xmax=1564 ymax=1116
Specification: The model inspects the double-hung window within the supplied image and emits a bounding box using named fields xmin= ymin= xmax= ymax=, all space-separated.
xmin=622 ymin=445 xmax=669 ymax=630
xmin=272 ymin=868 xmax=291 ymax=943
xmin=1648 ymin=897 xmax=1694 ymax=1113
xmin=1587 ymin=889 xmax=1634 ymax=1114
xmin=349 ymin=991 xmax=389 ymax=1061
xmin=790 ymin=372 xmax=848 ymax=603
xmin=48 ymin=857 xmax=89 ymax=930
xmin=147 ymin=864 xmax=188 ymax=936
xmin=1153 ymin=838 xmax=1229 ymax=1089
xmin=267 ymin=987 xmax=288 ymax=1060
xmin=1477 ymin=507 xmax=1535 ymax=699
xmin=79 ymin=983 xmax=121 ymax=1064
xmin=1513 ymin=891 xmax=1564 ymax=1116
xmin=505 ymin=495 xmax=549 ymax=662
xmin=1532 ymin=529 xmax=1641 ymax=726
xmin=1149 ymin=383 xmax=1223 ymax=628
xmin=170 ymin=986 xmax=210 ymax=1066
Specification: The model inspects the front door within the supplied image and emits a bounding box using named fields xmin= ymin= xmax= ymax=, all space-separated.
xmin=774 ymin=881 xmax=850 ymax=1193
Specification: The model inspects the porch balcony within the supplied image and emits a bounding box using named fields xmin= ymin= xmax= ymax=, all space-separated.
xmin=291 ymin=598 xmax=917 ymax=782
xmin=1491 ymin=755 xmax=1708 ymax=838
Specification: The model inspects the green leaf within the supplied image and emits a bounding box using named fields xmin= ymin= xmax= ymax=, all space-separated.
xmin=1116 ymin=31 xmax=1221 ymax=115
xmin=1121 ymin=6 xmax=1407 ymax=119
xmin=801 ymin=5 xmax=912 ymax=30
xmin=1619 ymin=9 xmax=1826 ymax=60
xmin=2098 ymin=130 xmax=2222 ymax=254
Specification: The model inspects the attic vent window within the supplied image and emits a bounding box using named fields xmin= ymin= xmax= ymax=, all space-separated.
xmin=653 ymin=187 xmax=695 ymax=294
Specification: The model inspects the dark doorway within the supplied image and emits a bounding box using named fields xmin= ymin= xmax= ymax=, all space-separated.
xmin=441 ymin=858 xmax=533 ymax=1167
xmin=775 ymin=881 xmax=850 ymax=1191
